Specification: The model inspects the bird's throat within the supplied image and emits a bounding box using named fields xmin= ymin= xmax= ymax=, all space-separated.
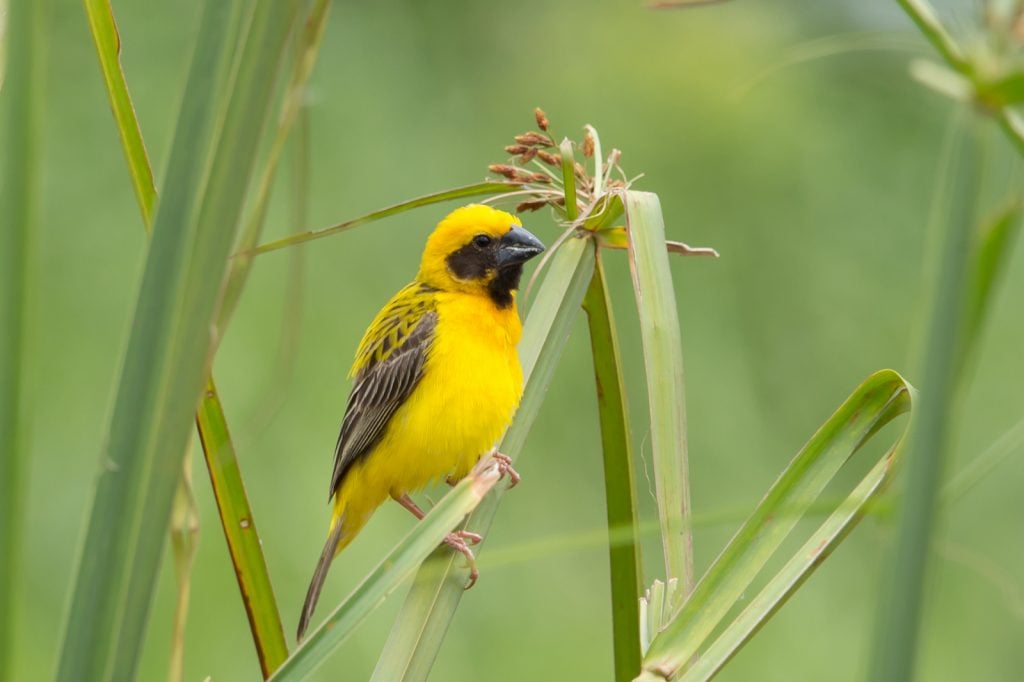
xmin=488 ymin=264 xmax=522 ymax=309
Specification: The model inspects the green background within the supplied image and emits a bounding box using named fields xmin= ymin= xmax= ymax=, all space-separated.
xmin=17 ymin=0 xmax=1024 ymax=680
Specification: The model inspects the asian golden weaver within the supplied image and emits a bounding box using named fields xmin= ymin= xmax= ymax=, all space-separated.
xmin=297 ymin=204 xmax=546 ymax=640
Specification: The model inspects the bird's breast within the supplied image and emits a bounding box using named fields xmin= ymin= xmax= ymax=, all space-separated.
xmin=375 ymin=292 xmax=524 ymax=492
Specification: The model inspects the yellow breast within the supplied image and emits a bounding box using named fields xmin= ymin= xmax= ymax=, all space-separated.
xmin=360 ymin=291 xmax=523 ymax=499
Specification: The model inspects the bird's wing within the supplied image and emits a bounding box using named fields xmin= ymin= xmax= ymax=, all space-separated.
xmin=329 ymin=284 xmax=438 ymax=497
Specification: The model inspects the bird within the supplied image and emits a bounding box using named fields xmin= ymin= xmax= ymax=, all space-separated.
xmin=297 ymin=203 xmax=546 ymax=641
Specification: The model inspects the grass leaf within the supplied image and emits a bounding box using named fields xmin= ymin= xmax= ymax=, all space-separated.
xmin=623 ymin=190 xmax=695 ymax=603
xmin=641 ymin=370 xmax=914 ymax=679
xmin=82 ymin=0 xmax=157 ymax=225
xmin=583 ymin=249 xmax=644 ymax=681
xmin=0 ymin=0 xmax=40 ymax=675
xmin=56 ymin=0 xmax=301 ymax=677
xmin=370 ymin=234 xmax=596 ymax=682
xmin=268 ymin=457 xmax=505 ymax=681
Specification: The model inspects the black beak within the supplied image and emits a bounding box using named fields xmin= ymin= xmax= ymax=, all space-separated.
xmin=496 ymin=226 xmax=545 ymax=268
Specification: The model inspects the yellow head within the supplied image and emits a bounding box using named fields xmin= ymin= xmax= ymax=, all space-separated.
xmin=417 ymin=204 xmax=546 ymax=307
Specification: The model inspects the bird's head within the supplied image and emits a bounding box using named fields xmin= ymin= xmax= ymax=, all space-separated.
xmin=417 ymin=204 xmax=546 ymax=307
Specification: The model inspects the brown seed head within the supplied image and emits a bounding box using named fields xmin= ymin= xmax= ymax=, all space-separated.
xmin=529 ymin=172 xmax=553 ymax=184
xmin=519 ymin=148 xmax=537 ymax=163
xmin=488 ymin=164 xmax=519 ymax=180
xmin=516 ymin=199 xmax=549 ymax=213
xmin=505 ymin=144 xmax=530 ymax=155
xmin=537 ymin=150 xmax=560 ymax=166
xmin=582 ymin=132 xmax=594 ymax=158
xmin=534 ymin=107 xmax=549 ymax=131
xmin=515 ymin=132 xmax=555 ymax=147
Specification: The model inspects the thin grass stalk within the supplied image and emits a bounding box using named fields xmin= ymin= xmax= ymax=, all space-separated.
xmin=168 ymin=449 xmax=199 ymax=682
xmin=218 ymin=0 xmax=329 ymax=333
xmin=370 ymin=236 xmax=596 ymax=682
xmin=869 ymin=111 xmax=983 ymax=682
xmin=246 ymin=182 xmax=524 ymax=257
xmin=81 ymin=0 xmax=291 ymax=669
xmin=57 ymin=0 xmax=300 ymax=677
xmin=583 ymin=247 xmax=644 ymax=681
xmin=0 ymin=0 xmax=40 ymax=676
xmin=623 ymin=190 xmax=695 ymax=603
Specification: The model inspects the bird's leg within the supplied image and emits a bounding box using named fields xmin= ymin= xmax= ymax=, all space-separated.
xmin=491 ymin=451 xmax=521 ymax=488
xmin=392 ymin=492 xmax=482 ymax=546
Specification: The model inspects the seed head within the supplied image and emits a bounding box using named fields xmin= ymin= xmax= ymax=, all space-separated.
xmin=534 ymin=108 xmax=549 ymax=132
xmin=537 ymin=150 xmax=560 ymax=166
xmin=519 ymin=148 xmax=538 ymax=163
xmin=514 ymin=132 xmax=555 ymax=147
xmin=582 ymin=132 xmax=594 ymax=158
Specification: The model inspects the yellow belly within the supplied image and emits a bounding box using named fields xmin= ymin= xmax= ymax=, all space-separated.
xmin=331 ymin=291 xmax=523 ymax=549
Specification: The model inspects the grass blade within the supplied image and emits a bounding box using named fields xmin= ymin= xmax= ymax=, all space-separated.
xmin=640 ymin=370 xmax=913 ymax=679
xmin=869 ymin=111 xmax=983 ymax=682
xmin=197 ymin=380 xmax=289 ymax=674
xmin=0 ymin=0 xmax=40 ymax=676
xmin=81 ymin=0 xmax=293 ymax=672
xmin=245 ymin=182 xmax=524 ymax=257
xmin=218 ymin=0 xmax=330 ymax=333
xmin=370 ymin=234 xmax=596 ymax=682
xmin=963 ymin=200 xmax=1021 ymax=355
xmin=268 ymin=457 xmax=505 ymax=681
xmin=623 ymin=190 xmax=695 ymax=602
xmin=583 ymin=248 xmax=643 ymax=681
xmin=82 ymin=0 xmax=156 ymax=224
xmin=57 ymin=0 xmax=301 ymax=677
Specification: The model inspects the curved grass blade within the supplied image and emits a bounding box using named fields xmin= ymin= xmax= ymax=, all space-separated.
xmin=197 ymin=381 xmax=289 ymax=674
xmin=640 ymin=370 xmax=913 ymax=680
xmin=0 ymin=0 xmax=40 ymax=675
xmin=370 ymin=234 xmax=596 ymax=682
xmin=623 ymin=190 xmax=695 ymax=602
xmin=57 ymin=0 xmax=301 ymax=677
xmin=82 ymin=0 xmax=156 ymax=224
xmin=268 ymin=457 xmax=504 ymax=681
xmin=583 ymin=248 xmax=643 ymax=681
xmin=244 ymin=182 xmax=523 ymax=257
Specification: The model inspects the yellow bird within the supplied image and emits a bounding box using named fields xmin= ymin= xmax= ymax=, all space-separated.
xmin=297 ymin=204 xmax=545 ymax=640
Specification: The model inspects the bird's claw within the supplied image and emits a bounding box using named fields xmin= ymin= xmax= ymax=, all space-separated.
xmin=492 ymin=451 xmax=521 ymax=488
xmin=443 ymin=532 xmax=480 ymax=588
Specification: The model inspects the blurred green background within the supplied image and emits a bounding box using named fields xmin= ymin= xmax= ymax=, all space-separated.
xmin=17 ymin=0 xmax=1024 ymax=680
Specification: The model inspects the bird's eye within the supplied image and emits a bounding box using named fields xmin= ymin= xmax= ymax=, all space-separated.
xmin=472 ymin=234 xmax=493 ymax=248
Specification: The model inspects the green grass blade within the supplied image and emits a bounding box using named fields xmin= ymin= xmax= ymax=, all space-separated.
xmin=197 ymin=380 xmax=290 ymax=675
xmin=0 ymin=0 xmax=40 ymax=676
xmin=623 ymin=190 xmax=695 ymax=602
xmin=245 ymin=181 xmax=523 ymax=256
xmin=583 ymin=248 xmax=643 ymax=681
xmin=641 ymin=370 xmax=913 ymax=679
xmin=217 ymin=0 xmax=330 ymax=333
xmin=869 ymin=111 xmax=983 ymax=682
xmin=81 ymin=0 xmax=292 ymax=671
xmin=370 ymin=234 xmax=596 ymax=682
xmin=963 ymin=200 xmax=1021 ymax=354
xmin=57 ymin=0 xmax=300 ymax=677
xmin=268 ymin=458 xmax=505 ymax=681
xmin=82 ymin=0 xmax=157 ymax=225
xmin=680 ymin=393 xmax=914 ymax=680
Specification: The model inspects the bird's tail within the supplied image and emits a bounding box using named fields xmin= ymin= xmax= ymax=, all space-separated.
xmin=297 ymin=515 xmax=346 ymax=642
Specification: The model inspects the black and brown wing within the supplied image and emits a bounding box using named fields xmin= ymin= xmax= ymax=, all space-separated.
xmin=328 ymin=284 xmax=438 ymax=497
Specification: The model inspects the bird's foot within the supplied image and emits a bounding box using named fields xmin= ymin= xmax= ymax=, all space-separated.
xmin=443 ymin=532 xmax=480 ymax=588
xmin=492 ymin=451 xmax=521 ymax=489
